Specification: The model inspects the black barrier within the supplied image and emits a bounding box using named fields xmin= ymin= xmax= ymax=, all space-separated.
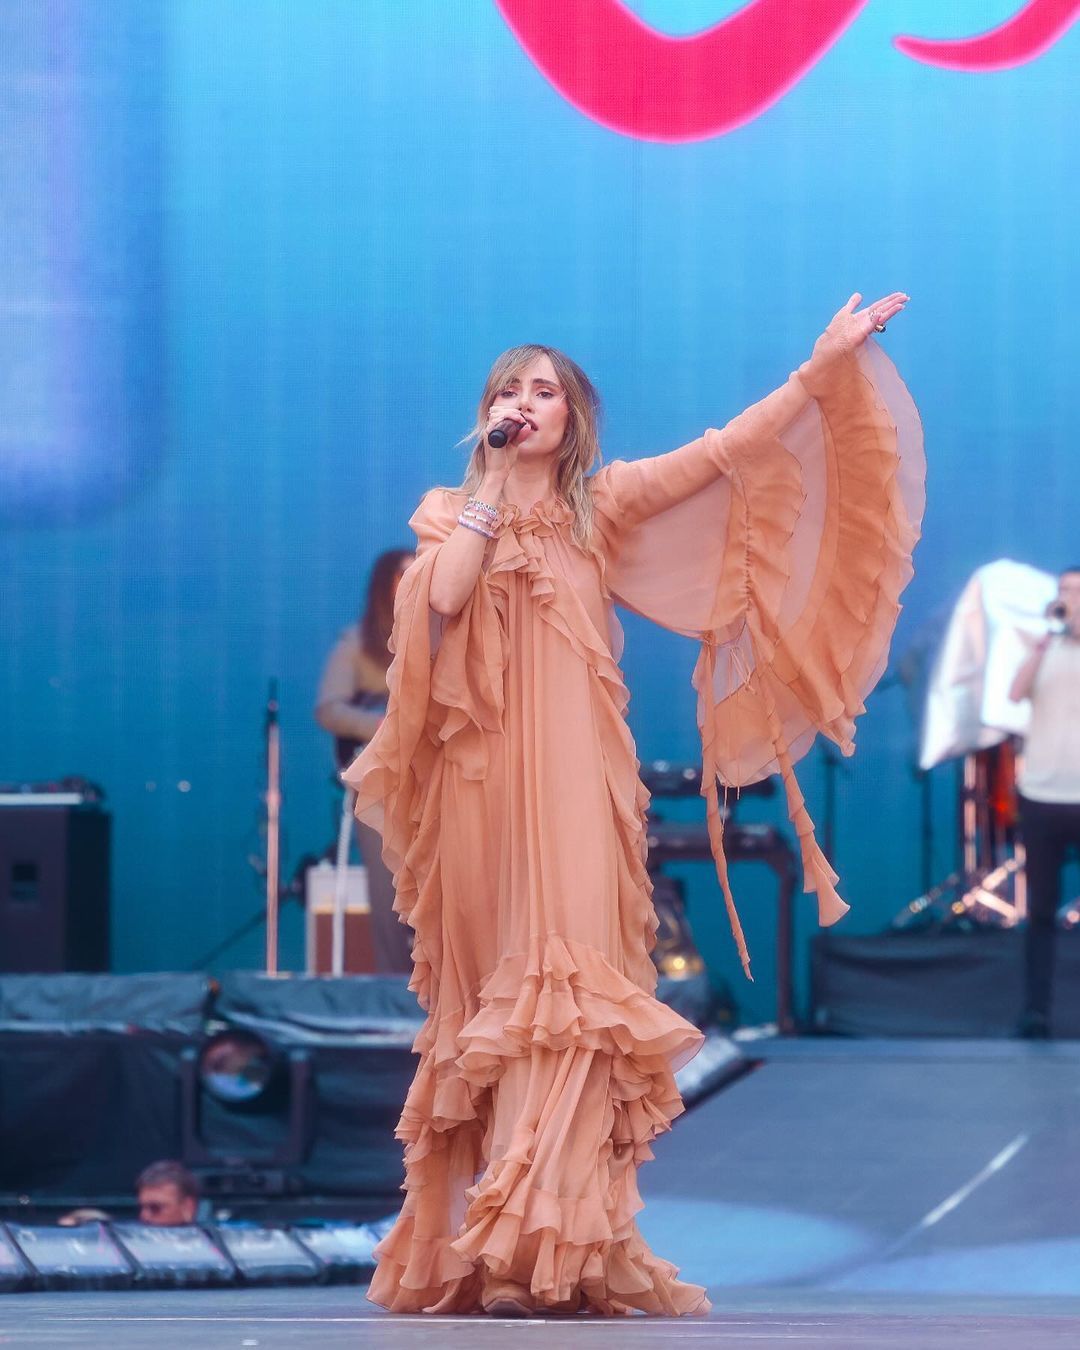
xmin=0 ymin=972 xmax=738 ymax=1206
xmin=215 ymin=971 xmax=423 ymax=1039
xmin=0 ymin=973 xmax=212 ymax=1034
xmin=0 ymin=973 xmax=213 ymax=1198
xmin=0 ymin=1030 xmax=189 ymax=1196
xmin=811 ymin=930 xmax=1080 ymax=1037
xmin=0 ymin=974 xmax=416 ymax=1201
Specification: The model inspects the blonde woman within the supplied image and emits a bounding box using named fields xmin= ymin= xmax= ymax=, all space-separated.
xmin=345 ymin=293 xmax=924 ymax=1316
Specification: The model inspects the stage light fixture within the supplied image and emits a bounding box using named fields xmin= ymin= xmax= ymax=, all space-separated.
xmin=0 ymin=1224 xmax=34 ymax=1292
xmin=212 ymin=1226 xmax=322 ymax=1285
xmin=180 ymin=1032 xmax=314 ymax=1194
xmin=110 ymin=1222 xmax=236 ymax=1288
xmin=290 ymin=1222 xmax=382 ymax=1282
xmin=198 ymin=1029 xmax=278 ymax=1106
xmin=8 ymin=1222 xmax=133 ymax=1290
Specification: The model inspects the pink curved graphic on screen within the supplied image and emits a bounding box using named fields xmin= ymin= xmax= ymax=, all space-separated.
xmin=494 ymin=0 xmax=868 ymax=142
xmin=895 ymin=0 xmax=1080 ymax=71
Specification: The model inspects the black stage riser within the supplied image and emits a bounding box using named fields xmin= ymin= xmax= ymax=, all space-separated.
xmin=0 ymin=1032 xmax=414 ymax=1201
xmin=0 ymin=973 xmax=419 ymax=1202
xmin=813 ymin=930 xmax=1080 ymax=1037
xmin=0 ymin=971 xmax=729 ymax=1204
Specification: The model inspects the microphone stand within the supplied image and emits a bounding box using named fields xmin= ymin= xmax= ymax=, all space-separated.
xmin=332 ymin=789 xmax=357 ymax=977
xmin=264 ymin=679 xmax=282 ymax=975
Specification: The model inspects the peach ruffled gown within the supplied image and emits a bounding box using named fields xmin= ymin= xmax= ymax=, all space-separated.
xmin=343 ymin=330 xmax=924 ymax=1315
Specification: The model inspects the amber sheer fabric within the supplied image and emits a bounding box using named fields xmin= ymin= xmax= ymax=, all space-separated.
xmin=343 ymin=333 xmax=924 ymax=1315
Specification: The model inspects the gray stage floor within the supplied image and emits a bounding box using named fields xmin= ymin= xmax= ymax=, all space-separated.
xmin=6 ymin=1287 xmax=1080 ymax=1349
xmin=6 ymin=1039 xmax=1080 ymax=1347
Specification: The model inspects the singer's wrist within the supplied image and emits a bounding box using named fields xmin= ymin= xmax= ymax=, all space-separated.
xmin=478 ymin=473 xmax=508 ymax=500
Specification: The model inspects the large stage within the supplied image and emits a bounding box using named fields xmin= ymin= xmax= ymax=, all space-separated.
xmin=5 ymin=1285 xmax=1080 ymax=1347
xmin=5 ymin=1038 xmax=1080 ymax=1345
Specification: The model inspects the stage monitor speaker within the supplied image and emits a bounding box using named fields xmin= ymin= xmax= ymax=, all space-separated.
xmin=0 ymin=799 xmax=110 ymax=972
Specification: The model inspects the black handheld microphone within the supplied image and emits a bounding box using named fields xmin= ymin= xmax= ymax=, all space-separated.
xmin=1048 ymin=600 xmax=1068 ymax=636
xmin=487 ymin=418 xmax=525 ymax=449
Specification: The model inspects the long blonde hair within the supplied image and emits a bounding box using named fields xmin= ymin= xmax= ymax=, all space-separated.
xmin=459 ymin=345 xmax=602 ymax=548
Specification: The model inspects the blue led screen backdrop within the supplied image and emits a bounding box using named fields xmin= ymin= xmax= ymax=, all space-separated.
xmin=2 ymin=1 xmax=1077 ymax=1021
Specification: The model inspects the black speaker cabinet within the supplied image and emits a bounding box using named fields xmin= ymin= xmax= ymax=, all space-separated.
xmin=0 ymin=800 xmax=110 ymax=972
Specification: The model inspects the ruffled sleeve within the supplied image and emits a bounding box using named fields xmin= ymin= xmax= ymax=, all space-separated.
xmin=341 ymin=488 xmax=506 ymax=1007
xmin=591 ymin=334 xmax=925 ymax=976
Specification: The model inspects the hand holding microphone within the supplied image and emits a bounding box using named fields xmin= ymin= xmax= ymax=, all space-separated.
xmin=488 ymin=418 xmax=524 ymax=449
xmin=1047 ymin=600 xmax=1069 ymax=637
xmin=1020 ymin=601 xmax=1066 ymax=652
xmin=484 ymin=404 xmax=535 ymax=460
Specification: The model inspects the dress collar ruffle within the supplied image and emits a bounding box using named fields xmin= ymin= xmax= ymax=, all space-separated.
xmin=497 ymin=498 xmax=572 ymax=536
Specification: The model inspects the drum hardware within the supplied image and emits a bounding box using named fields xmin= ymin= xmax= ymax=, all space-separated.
xmin=650 ymin=874 xmax=706 ymax=980
xmin=892 ymin=743 xmax=1025 ymax=931
xmin=892 ymin=561 xmax=1061 ymax=933
xmin=641 ymin=762 xmax=799 ymax=1033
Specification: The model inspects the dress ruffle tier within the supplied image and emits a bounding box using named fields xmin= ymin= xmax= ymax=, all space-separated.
xmin=343 ymin=329 xmax=923 ymax=1314
xmin=370 ymin=936 xmax=706 ymax=1314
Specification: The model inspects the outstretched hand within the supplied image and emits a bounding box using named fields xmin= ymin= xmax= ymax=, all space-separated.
xmin=827 ymin=291 xmax=909 ymax=350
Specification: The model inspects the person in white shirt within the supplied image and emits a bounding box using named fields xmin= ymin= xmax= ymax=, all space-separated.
xmin=1010 ymin=566 xmax=1080 ymax=1037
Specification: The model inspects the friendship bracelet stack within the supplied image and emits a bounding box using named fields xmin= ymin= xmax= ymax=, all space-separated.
xmin=457 ymin=497 xmax=500 ymax=540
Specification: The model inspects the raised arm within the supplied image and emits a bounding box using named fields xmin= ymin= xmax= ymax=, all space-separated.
xmin=1010 ymin=631 xmax=1052 ymax=703
xmin=427 ymin=477 xmax=503 ymax=617
xmin=595 ymin=292 xmax=909 ymax=530
xmin=427 ymin=401 xmax=537 ymax=616
xmin=593 ymin=291 xmax=920 ymax=973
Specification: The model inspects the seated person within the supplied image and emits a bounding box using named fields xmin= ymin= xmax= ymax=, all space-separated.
xmin=58 ymin=1159 xmax=202 ymax=1227
xmin=135 ymin=1160 xmax=201 ymax=1226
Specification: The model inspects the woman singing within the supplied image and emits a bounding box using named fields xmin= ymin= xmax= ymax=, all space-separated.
xmin=344 ymin=293 xmax=924 ymax=1316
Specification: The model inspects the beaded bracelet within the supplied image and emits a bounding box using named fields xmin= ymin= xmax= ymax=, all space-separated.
xmin=457 ymin=512 xmax=496 ymax=540
xmin=465 ymin=497 xmax=499 ymax=522
xmin=460 ymin=496 xmax=500 ymax=533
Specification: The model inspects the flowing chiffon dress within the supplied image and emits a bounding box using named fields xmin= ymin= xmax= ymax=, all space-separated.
xmin=343 ymin=328 xmax=925 ymax=1315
